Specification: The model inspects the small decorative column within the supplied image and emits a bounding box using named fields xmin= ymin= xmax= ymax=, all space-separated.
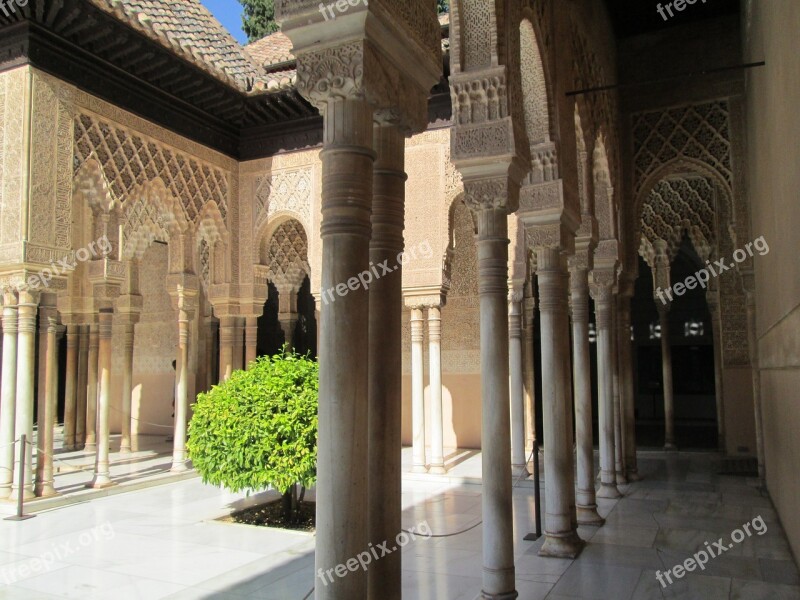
xmin=569 ymin=259 xmax=603 ymax=525
xmin=653 ymin=242 xmax=676 ymax=450
xmin=617 ymin=284 xmax=639 ymax=480
xmin=410 ymin=306 xmax=426 ymax=473
xmin=12 ymin=290 xmax=39 ymax=500
xmin=707 ymin=290 xmax=726 ymax=454
xmin=35 ymin=297 xmax=59 ymax=497
xmin=523 ymin=286 xmax=537 ymax=456
xmin=62 ymin=323 xmax=79 ymax=450
xmin=119 ymin=319 xmax=137 ymax=454
xmin=0 ymin=290 xmax=18 ymax=499
xmin=611 ymin=304 xmax=627 ymax=484
xmin=85 ymin=322 xmax=99 ymax=452
xmin=218 ymin=315 xmax=235 ymax=382
xmin=537 ymin=246 xmax=583 ymax=557
xmin=508 ymin=291 xmax=529 ymax=477
xmin=35 ymin=310 xmax=59 ymax=497
xmin=76 ymin=325 xmax=89 ymax=450
xmin=427 ymin=304 xmax=446 ymax=474
xmin=88 ymin=308 xmax=114 ymax=488
xmin=244 ymin=317 xmax=258 ymax=367
xmin=591 ymin=273 xmax=621 ymax=499
xmin=276 ymin=283 xmax=300 ymax=352
xmin=169 ymin=281 xmax=197 ymax=472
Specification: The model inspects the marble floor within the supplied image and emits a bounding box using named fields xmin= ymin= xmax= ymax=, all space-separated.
xmin=0 ymin=451 xmax=797 ymax=599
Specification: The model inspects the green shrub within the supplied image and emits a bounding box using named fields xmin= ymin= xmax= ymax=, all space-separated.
xmin=187 ymin=351 xmax=318 ymax=519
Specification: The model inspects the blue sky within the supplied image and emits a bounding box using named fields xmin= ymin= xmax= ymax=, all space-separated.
xmin=201 ymin=0 xmax=247 ymax=45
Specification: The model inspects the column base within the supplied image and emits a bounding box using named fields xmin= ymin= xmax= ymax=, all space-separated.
xmin=616 ymin=470 xmax=628 ymax=485
xmin=34 ymin=485 xmax=58 ymax=499
xmin=170 ymin=461 xmax=189 ymax=473
xmin=596 ymin=482 xmax=622 ymax=499
xmin=10 ymin=488 xmax=35 ymax=501
xmin=664 ymin=443 xmax=677 ymax=452
xmin=576 ymin=504 xmax=605 ymax=526
xmin=86 ymin=476 xmax=115 ymax=489
xmin=428 ymin=464 xmax=447 ymax=475
xmin=626 ymin=469 xmax=642 ymax=482
xmin=539 ymin=531 xmax=585 ymax=559
xmin=84 ymin=443 xmax=97 ymax=453
xmin=511 ymin=465 xmax=530 ymax=479
xmin=411 ymin=465 xmax=428 ymax=474
xmin=119 ymin=445 xmax=132 ymax=455
xmin=478 ymin=590 xmax=518 ymax=600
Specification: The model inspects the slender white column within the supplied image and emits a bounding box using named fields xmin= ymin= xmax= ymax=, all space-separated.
xmin=171 ymin=293 xmax=193 ymax=472
xmin=611 ymin=303 xmax=626 ymax=484
xmin=538 ymin=247 xmax=583 ymax=558
xmin=658 ymin=306 xmax=676 ymax=450
xmin=12 ymin=290 xmax=38 ymax=500
xmin=218 ymin=316 xmax=234 ymax=382
xmin=35 ymin=312 xmax=58 ymax=497
xmin=410 ymin=307 xmax=427 ymax=473
xmin=85 ymin=323 xmax=99 ymax=452
xmin=471 ymin=202 xmax=517 ymax=593
xmin=523 ymin=292 xmax=537 ymax=456
xmin=707 ymin=294 xmax=726 ymax=453
xmin=120 ymin=322 xmax=135 ymax=454
xmin=427 ymin=305 xmax=446 ymax=474
xmin=591 ymin=278 xmax=621 ymax=499
xmin=367 ymin=123 xmax=405 ymax=600
xmin=63 ymin=324 xmax=78 ymax=450
xmin=0 ymin=292 xmax=18 ymax=499
xmin=88 ymin=309 xmax=114 ymax=488
xmin=244 ymin=317 xmax=258 ymax=367
xmin=617 ymin=294 xmax=639 ymax=480
xmin=570 ymin=266 xmax=603 ymax=525
xmin=509 ymin=294 xmax=528 ymax=477
xmin=76 ymin=325 xmax=88 ymax=450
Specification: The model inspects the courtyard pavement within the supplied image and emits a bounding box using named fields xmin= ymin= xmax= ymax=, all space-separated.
xmin=0 ymin=451 xmax=798 ymax=599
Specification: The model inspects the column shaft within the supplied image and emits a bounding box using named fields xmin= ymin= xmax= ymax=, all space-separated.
xmin=538 ymin=248 xmax=583 ymax=558
xmin=12 ymin=291 xmax=38 ymax=500
xmin=89 ymin=310 xmax=113 ymax=488
xmin=367 ymin=123 xmax=405 ymax=600
xmin=63 ymin=325 xmax=78 ymax=450
xmin=570 ymin=268 xmax=603 ymax=525
xmin=523 ymin=297 xmax=537 ymax=455
xmin=232 ymin=318 xmax=244 ymax=372
xmin=618 ymin=300 xmax=639 ymax=480
xmin=709 ymin=302 xmax=726 ymax=453
xmin=509 ymin=297 xmax=528 ymax=477
xmin=659 ymin=307 xmax=676 ymax=450
xmin=35 ymin=313 xmax=58 ymax=497
xmin=85 ymin=324 xmax=99 ymax=452
xmin=76 ymin=325 xmax=88 ymax=450
xmin=427 ymin=305 xmax=446 ymax=474
xmin=0 ymin=294 xmax=18 ymax=499
xmin=611 ymin=303 xmax=626 ymax=484
xmin=171 ymin=301 xmax=191 ymax=472
xmin=244 ymin=317 xmax=258 ymax=368
xmin=218 ymin=317 xmax=234 ymax=382
xmin=410 ymin=308 xmax=426 ymax=473
xmin=120 ymin=323 xmax=135 ymax=453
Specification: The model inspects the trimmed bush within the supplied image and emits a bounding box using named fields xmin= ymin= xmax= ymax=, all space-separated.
xmin=187 ymin=351 xmax=318 ymax=519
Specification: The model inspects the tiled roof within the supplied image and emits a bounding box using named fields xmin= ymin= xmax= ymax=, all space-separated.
xmin=245 ymin=32 xmax=294 ymax=68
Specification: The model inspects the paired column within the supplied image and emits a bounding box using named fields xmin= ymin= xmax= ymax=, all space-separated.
xmin=218 ymin=316 xmax=235 ymax=382
xmin=35 ymin=299 xmax=58 ymax=497
xmin=617 ymin=292 xmax=639 ymax=480
xmin=427 ymin=304 xmax=446 ymax=474
xmin=410 ymin=307 xmax=427 ymax=473
xmin=591 ymin=275 xmax=621 ymax=499
xmin=85 ymin=323 xmax=99 ymax=452
xmin=509 ymin=293 xmax=529 ymax=477
xmin=171 ymin=286 xmax=196 ymax=472
xmin=88 ymin=309 xmax=114 ymax=488
xmin=537 ymin=246 xmax=583 ymax=557
xmin=569 ymin=264 xmax=603 ymax=525
xmin=76 ymin=325 xmax=89 ymax=450
xmin=12 ymin=290 xmax=39 ymax=500
xmin=119 ymin=320 xmax=136 ymax=453
xmin=523 ymin=290 xmax=537 ymax=456
xmin=0 ymin=291 xmax=18 ymax=499
xmin=244 ymin=316 xmax=258 ymax=367
xmin=367 ymin=123 xmax=405 ymax=599
xmin=63 ymin=324 xmax=79 ymax=450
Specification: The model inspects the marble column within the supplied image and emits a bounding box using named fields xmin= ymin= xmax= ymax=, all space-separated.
xmin=12 ymin=290 xmax=38 ymax=500
xmin=244 ymin=317 xmax=258 ymax=368
xmin=707 ymin=293 xmax=726 ymax=453
xmin=88 ymin=309 xmax=114 ymax=488
xmin=410 ymin=307 xmax=427 ymax=473
xmin=76 ymin=325 xmax=88 ymax=450
xmin=85 ymin=323 xmax=99 ymax=452
xmin=611 ymin=304 xmax=626 ymax=484
xmin=232 ymin=318 xmax=244 ymax=372
xmin=63 ymin=324 xmax=79 ymax=450
xmin=538 ymin=247 xmax=583 ymax=557
xmin=523 ymin=290 xmax=537 ymax=456
xmin=218 ymin=316 xmax=235 ymax=382
xmin=35 ymin=311 xmax=58 ymax=497
xmin=658 ymin=305 xmax=676 ymax=450
xmin=617 ymin=292 xmax=639 ymax=480
xmin=591 ymin=275 xmax=621 ymax=499
xmin=367 ymin=123 xmax=405 ymax=599
xmin=0 ymin=291 xmax=18 ymax=499
xmin=35 ymin=300 xmax=58 ymax=497
xmin=171 ymin=288 xmax=195 ymax=472
xmin=427 ymin=304 xmax=446 ymax=474
xmin=569 ymin=264 xmax=603 ymax=525
xmin=119 ymin=321 xmax=135 ymax=454
xmin=509 ymin=293 xmax=529 ymax=477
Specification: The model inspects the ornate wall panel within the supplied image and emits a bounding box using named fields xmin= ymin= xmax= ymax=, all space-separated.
xmin=0 ymin=68 xmax=27 ymax=252
xmin=263 ymin=218 xmax=310 ymax=289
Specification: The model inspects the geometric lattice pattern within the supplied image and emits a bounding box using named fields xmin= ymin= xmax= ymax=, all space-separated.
xmin=255 ymin=169 xmax=312 ymax=232
xmin=74 ymin=113 xmax=229 ymax=224
xmin=266 ymin=219 xmax=309 ymax=289
xmin=640 ymin=176 xmax=716 ymax=263
xmin=121 ymin=193 xmax=171 ymax=259
xmin=633 ymin=101 xmax=732 ymax=195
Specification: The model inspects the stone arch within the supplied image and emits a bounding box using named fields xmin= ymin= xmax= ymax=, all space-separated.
xmin=195 ymin=201 xmax=231 ymax=287
xmin=258 ymin=216 xmax=310 ymax=291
